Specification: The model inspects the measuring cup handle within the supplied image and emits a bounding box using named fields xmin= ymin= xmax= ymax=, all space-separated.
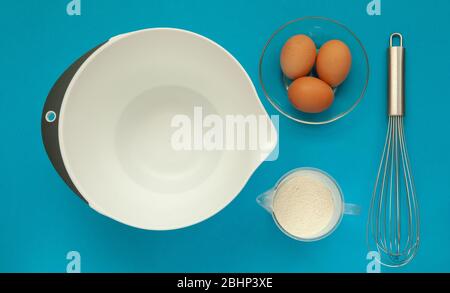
xmin=344 ymin=203 xmax=361 ymax=216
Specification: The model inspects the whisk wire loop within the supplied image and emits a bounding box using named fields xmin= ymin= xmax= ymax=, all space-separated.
xmin=368 ymin=116 xmax=420 ymax=267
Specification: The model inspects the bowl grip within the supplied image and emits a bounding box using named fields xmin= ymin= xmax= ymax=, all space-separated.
xmin=41 ymin=42 xmax=106 ymax=203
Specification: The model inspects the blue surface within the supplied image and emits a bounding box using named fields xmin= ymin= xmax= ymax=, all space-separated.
xmin=1 ymin=0 xmax=449 ymax=273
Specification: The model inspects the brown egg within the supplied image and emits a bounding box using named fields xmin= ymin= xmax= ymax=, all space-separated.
xmin=316 ymin=40 xmax=352 ymax=87
xmin=288 ymin=77 xmax=334 ymax=113
xmin=280 ymin=35 xmax=317 ymax=80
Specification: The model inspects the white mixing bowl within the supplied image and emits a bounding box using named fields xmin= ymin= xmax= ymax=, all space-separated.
xmin=43 ymin=28 xmax=277 ymax=230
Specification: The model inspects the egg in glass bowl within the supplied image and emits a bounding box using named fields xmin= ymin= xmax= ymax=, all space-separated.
xmin=259 ymin=16 xmax=369 ymax=125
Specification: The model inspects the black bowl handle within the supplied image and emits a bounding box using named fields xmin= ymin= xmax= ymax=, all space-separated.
xmin=41 ymin=43 xmax=106 ymax=203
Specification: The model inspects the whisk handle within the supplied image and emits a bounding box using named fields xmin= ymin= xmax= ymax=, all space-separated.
xmin=388 ymin=33 xmax=405 ymax=117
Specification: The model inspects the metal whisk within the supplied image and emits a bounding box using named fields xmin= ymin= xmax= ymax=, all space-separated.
xmin=367 ymin=33 xmax=420 ymax=267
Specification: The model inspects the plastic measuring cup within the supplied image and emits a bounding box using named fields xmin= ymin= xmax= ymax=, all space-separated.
xmin=257 ymin=167 xmax=360 ymax=242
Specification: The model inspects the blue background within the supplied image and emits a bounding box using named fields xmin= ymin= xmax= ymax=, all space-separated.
xmin=1 ymin=0 xmax=449 ymax=273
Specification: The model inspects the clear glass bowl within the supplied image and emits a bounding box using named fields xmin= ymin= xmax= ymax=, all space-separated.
xmin=259 ymin=17 xmax=369 ymax=125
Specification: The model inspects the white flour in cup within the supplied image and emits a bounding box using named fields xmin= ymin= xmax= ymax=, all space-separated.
xmin=273 ymin=170 xmax=341 ymax=240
